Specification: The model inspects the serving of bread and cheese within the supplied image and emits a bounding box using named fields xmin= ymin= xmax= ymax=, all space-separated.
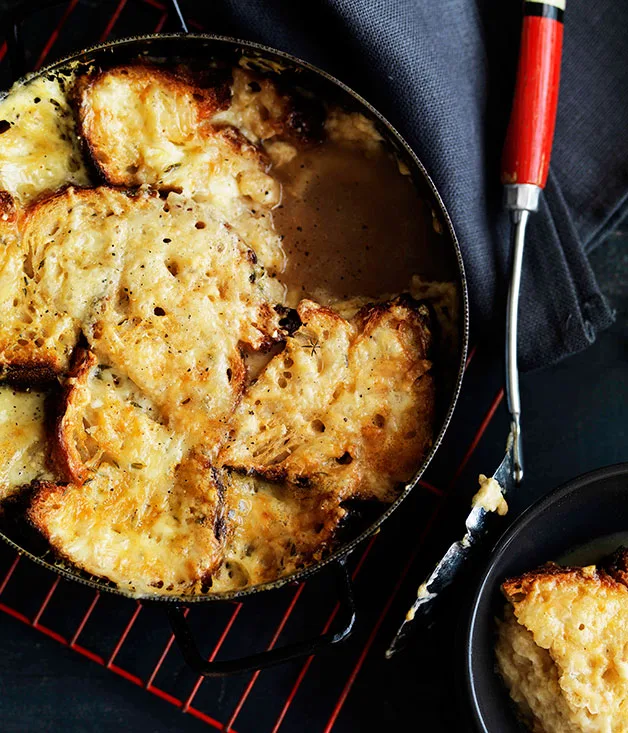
xmin=0 ymin=61 xmax=443 ymax=596
xmin=496 ymin=549 xmax=628 ymax=733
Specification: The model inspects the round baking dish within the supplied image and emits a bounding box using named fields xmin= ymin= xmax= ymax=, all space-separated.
xmin=0 ymin=7 xmax=469 ymax=676
xmin=465 ymin=462 xmax=628 ymax=732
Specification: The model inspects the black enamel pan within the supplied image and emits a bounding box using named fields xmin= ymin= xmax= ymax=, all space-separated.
xmin=0 ymin=1 xmax=469 ymax=675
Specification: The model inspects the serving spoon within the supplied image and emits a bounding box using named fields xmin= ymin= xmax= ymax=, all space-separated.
xmin=386 ymin=0 xmax=566 ymax=658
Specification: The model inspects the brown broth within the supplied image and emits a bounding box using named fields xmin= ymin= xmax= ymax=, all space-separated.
xmin=272 ymin=142 xmax=447 ymax=307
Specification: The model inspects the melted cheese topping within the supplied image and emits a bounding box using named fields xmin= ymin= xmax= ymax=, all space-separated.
xmin=497 ymin=565 xmax=628 ymax=732
xmin=220 ymin=301 xmax=355 ymax=477
xmin=29 ymin=356 xmax=223 ymax=596
xmin=0 ymin=211 xmax=27 ymax=371
xmin=221 ymin=298 xmax=434 ymax=503
xmin=213 ymin=68 xmax=295 ymax=144
xmin=79 ymin=66 xmax=285 ymax=273
xmin=0 ymin=76 xmax=89 ymax=204
xmin=0 ymin=387 xmax=50 ymax=499
xmin=0 ymin=62 xmax=438 ymax=596
xmin=17 ymin=186 xmax=283 ymax=443
xmin=472 ymin=474 xmax=508 ymax=515
xmin=212 ymin=471 xmax=344 ymax=590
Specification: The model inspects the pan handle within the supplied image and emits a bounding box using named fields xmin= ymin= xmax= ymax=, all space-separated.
xmin=167 ymin=559 xmax=356 ymax=677
xmin=3 ymin=0 xmax=190 ymax=81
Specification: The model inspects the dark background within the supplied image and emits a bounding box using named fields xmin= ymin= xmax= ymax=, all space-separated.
xmin=0 ymin=2 xmax=626 ymax=732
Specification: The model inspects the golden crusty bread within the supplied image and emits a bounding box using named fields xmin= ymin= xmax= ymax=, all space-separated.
xmin=2 ymin=185 xmax=284 ymax=444
xmin=0 ymin=385 xmax=52 ymax=501
xmin=0 ymin=61 xmax=439 ymax=595
xmin=29 ymin=349 xmax=224 ymax=596
xmin=77 ymin=65 xmax=286 ymax=272
xmin=211 ymin=470 xmax=346 ymax=591
xmin=0 ymin=75 xmax=89 ymax=205
xmin=220 ymin=296 xmax=434 ymax=503
xmin=497 ymin=551 xmax=628 ymax=733
xmin=0 ymin=190 xmax=77 ymax=383
xmin=30 ymin=295 xmax=435 ymax=593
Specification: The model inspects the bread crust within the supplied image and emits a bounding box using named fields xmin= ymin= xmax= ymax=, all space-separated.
xmin=28 ymin=356 xmax=226 ymax=596
xmin=77 ymin=64 xmax=266 ymax=184
xmin=75 ymin=64 xmax=287 ymax=272
xmin=501 ymin=555 xmax=628 ymax=602
xmin=48 ymin=347 xmax=96 ymax=484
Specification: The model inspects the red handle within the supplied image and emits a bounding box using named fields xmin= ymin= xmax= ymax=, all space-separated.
xmin=501 ymin=1 xmax=565 ymax=189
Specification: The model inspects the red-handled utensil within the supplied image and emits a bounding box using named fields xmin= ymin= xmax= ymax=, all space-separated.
xmin=385 ymin=0 xmax=566 ymax=658
xmin=502 ymin=0 xmax=565 ymax=484
xmin=502 ymin=0 xmax=565 ymax=190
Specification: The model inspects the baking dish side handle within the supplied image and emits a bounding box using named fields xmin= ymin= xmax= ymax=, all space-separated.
xmin=4 ymin=0 xmax=189 ymax=80
xmin=167 ymin=559 xmax=356 ymax=677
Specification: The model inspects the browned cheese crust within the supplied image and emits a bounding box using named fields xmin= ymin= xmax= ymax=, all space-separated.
xmin=497 ymin=549 xmax=628 ymax=733
xmin=29 ymin=348 xmax=225 ymax=596
xmin=211 ymin=470 xmax=346 ymax=590
xmin=0 ymin=189 xmax=73 ymax=382
xmin=76 ymin=64 xmax=291 ymax=272
xmin=76 ymin=64 xmax=231 ymax=186
xmin=220 ymin=296 xmax=435 ymax=502
xmin=2 ymin=185 xmax=285 ymax=446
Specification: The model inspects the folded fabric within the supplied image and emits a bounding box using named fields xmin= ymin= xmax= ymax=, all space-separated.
xmin=187 ymin=0 xmax=622 ymax=370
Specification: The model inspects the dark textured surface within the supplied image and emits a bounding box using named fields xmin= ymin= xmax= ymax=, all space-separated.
xmin=0 ymin=2 xmax=626 ymax=732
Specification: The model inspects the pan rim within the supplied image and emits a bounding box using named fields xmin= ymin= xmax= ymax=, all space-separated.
xmin=0 ymin=32 xmax=470 ymax=602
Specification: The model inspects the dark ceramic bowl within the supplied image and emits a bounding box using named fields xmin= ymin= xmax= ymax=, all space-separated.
xmin=465 ymin=462 xmax=628 ymax=733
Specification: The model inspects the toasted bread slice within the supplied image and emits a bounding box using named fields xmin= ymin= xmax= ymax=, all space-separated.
xmin=0 ymin=385 xmax=52 ymax=501
xmin=11 ymin=186 xmax=283 ymax=442
xmin=0 ymin=190 xmax=76 ymax=382
xmin=497 ymin=552 xmax=628 ymax=733
xmin=220 ymin=296 xmax=434 ymax=503
xmin=212 ymin=67 xmax=325 ymax=145
xmin=211 ymin=470 xmax=345 ymax=590
xmin=29 ymin=349 xmax=224 ymax=596
xmin=77 ymin=65 xmax=285 ymax=271
xmin=80 ymin=189 xmax=284 ymax=444
xmin=0 ymin=75 xmax=89 ymax=204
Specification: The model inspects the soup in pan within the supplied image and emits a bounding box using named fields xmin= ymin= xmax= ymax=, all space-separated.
xmin=0 ymin=60 xmax=455 ymax=595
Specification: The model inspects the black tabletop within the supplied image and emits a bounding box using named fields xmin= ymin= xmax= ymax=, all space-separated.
xmin=0 ymin=3 xmax=627 ymax=732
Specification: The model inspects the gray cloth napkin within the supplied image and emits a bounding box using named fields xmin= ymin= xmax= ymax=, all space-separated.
xmin=196 ymin=1 xmax=624 ymax=368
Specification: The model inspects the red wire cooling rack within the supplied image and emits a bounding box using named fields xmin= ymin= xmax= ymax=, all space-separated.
xmin=0 ymin=2 xmax=507 ymax=731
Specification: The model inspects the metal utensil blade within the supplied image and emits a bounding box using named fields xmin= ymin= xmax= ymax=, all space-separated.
xmin=385 ymin=208 xmax=530 ymax=659
xmin=385 ymin=434 xmax=515 ymax=659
